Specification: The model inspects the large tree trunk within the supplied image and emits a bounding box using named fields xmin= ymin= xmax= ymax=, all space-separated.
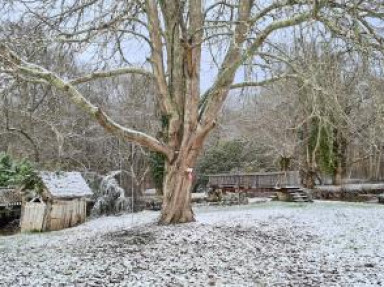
xmin=160 ymin=151 xmax=197 ymax=224
xmin=160 ymin=164 xmax=194 ymax=224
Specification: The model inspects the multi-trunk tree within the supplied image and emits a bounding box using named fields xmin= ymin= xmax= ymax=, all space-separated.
xmin=1 ymin=0 xmax=383 ymax=223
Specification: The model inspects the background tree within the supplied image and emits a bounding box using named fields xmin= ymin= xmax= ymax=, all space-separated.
xmin=232 ymin=35 xmax=384 ymax=187
xmin=0 ymin=21 xmax=156 ymax=198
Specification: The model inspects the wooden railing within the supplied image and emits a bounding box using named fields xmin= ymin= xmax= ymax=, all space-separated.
xmin=207 ymin=171 xmax=300 ymax=190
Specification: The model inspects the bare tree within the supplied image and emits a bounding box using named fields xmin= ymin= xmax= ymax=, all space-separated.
xmin=1 ymin=0 xmax=383 ymax=223
xmin=236 ymin=35 xmax=384 ymax=186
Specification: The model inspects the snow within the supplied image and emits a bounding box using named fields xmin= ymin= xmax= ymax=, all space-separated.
xmin=91 ymin=171 xmax=132 ymax=216
xmin=1 ymin=201 xmax=384 ymax=286
xmin=40 ymin=172 xmax=93 ymax=198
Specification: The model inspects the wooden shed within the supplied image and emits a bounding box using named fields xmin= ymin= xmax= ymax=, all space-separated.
xmin=20 ymin=172 xmax=93 ymax=232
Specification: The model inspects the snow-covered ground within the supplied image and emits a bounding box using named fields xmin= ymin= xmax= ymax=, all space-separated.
xmin=1 ymin=201 xmax=384 ymax=286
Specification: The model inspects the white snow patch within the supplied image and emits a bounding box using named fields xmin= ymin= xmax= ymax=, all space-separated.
xmin=40 ymin=171 xmax=93 ymax=198
xmin=1 ymin=201 xmax=384 ymax=286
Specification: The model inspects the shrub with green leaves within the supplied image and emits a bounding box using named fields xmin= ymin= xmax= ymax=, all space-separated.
xmin=195 ymin=140 xmax=255 ymax=190
xmin=0 ymin=152 xmax=40 ymax=189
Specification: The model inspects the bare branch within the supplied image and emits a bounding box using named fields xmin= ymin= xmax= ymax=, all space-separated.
xmin=200 ymin=10 xmax=313 ymax=128
xmin=0 ymin=44 xmax=173 ymax=160
xmin=230 ymin=74 xmax=295 ymax=90
xmin=69 ymin=67 xmax=154 ymax=85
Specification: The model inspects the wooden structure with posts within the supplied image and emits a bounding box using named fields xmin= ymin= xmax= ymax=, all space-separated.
xmin=20 ymin=172 xmax=93 ymax=232
xmin=207 ymin=171 xmax=300 ymax=192
xmin=207 ymin=171 xmax=312 ymax=202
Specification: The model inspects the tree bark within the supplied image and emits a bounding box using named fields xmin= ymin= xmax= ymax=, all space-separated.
xmin=280 ymin=156 xmax=291 ymax=172
xmin=332 ymin=128 xmax=347 ymax=185
xmin=160 ymin=154 xmax=196 ymax=224
xmin=333 ymin=166 xmax=343 ymax=186
xmin=301 ymin=168 xmax=316 ymax=189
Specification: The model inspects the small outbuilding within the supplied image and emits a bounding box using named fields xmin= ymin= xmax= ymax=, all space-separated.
xmin=20 ymin=172 xmax=93 ymax=232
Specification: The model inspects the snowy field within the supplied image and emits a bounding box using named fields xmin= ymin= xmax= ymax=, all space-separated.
xmin=1 ymin=201 xmax=384 ymax=286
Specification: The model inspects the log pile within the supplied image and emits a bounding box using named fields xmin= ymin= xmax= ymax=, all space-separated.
xmin=312 ymin=184 xmax=384 ymax=202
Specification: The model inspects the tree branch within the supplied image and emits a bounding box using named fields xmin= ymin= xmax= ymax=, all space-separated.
xmin=69 ymin=67 xmax=154 ymax=85
xmin=5 ymin=127 xmax=40 ymax=162
xmin=200 ymin=10 xmax=313 ymax=128
xmin=0 ymin=44 xmax=174 ymax=160
xmin=145 ymin=0 xmax=173 ymax=115
xmin=230 ymin=74 xmax=295 ymax=90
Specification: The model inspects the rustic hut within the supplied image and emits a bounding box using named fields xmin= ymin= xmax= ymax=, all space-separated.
xmin=20 ymin=172 xmax=93 ymax=232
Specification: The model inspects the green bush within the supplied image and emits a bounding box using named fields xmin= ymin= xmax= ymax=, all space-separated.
xmin=0 ymin=152 xmax=39 ymax=189
xmin=195 ymin=140 xmax=249 ymax=190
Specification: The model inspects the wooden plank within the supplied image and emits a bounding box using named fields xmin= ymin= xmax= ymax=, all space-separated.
xmin=49 ymin=199 xmax=87 ymax=230
xmin=20 ymin=198 xmax=88 ymax=232
xmin=50 ymin=202 xmax=65 ymax=230
xmin=20 ymin=202 xmax=46 ymax=232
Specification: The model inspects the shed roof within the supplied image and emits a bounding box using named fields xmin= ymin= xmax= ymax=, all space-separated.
xmin=0 ymin=188 xmax=22 ymax=206
xmin=40 ymin=172 xmax=93 ymax=199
